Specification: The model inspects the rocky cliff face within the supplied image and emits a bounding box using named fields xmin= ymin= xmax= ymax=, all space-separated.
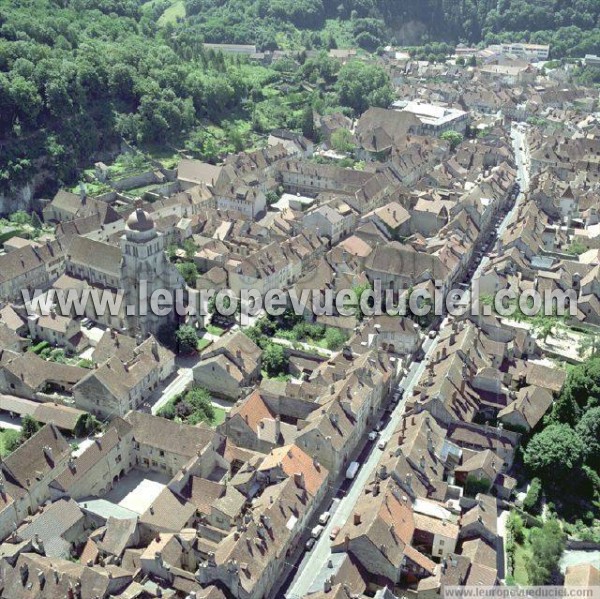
xmin=0 ymin=183 xmax=35 ymax=215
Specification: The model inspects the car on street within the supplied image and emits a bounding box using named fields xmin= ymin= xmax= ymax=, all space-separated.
xmin=375 ymin=420 xmax=384 ymax=432
xmin=428 ymin=329 xmax=437 ymax=339
xmin=311 ymin=525 xmax=324 ymax=539
xmin=378 ymin=439 xmax=387 ymax=450
xmin=368 ymin=431 xmax=378 ymax=441
xmin=319 ymin=512 xmax=331 ymax=525
xmin=305 ymin=538 xmax=316 ymax=551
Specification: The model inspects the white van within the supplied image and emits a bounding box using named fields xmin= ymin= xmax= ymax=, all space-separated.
xmin=319 ymin=512 xmax=331 ymax=525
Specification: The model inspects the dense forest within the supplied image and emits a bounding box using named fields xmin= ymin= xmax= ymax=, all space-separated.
xmin=1 ymin=0 xmax=599 ymax=197
xmin=0 ymin=0 xmax=393 ymax=195
xmin=181 ymin=0 xmax=600 ymax=55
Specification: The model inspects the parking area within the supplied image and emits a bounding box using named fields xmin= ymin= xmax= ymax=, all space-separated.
xmin=102 ymin=468 xmax=170 ymax=514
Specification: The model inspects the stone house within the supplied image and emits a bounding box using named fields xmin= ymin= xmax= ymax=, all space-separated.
xmin=73 ymin=336 xmax=175 ymax=418
xmin=0 ymin=424 xmax=71 ymax=539
xmin=193 ymin=331 xmax=261 ymax=400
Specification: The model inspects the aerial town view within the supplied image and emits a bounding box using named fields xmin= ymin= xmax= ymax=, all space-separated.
xmin=0 ymin=0 xmax=599 ymax=598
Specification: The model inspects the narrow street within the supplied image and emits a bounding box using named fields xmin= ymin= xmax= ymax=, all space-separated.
xmin=282 ymin=334 xmax=438 ymax=599
xmin=281 ymin=123 xmax=532 ymax=598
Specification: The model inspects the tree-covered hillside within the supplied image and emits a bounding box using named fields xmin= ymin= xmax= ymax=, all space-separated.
xmin=1 ymin=0 xmax=599 ymax=198
xmin=178 ymin=0 xmax=600 ymax=56
xmin=0 ymin=0 xmax=263 ymax=191
xmin=0 ymin=0 xmax=396 ymax=196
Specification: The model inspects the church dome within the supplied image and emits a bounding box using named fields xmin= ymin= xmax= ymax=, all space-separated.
xmin=126 ymin=208 xmax=154 ymax=232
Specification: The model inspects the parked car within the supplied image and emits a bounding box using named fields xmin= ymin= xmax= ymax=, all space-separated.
xmin=368 ymin=431 xmax=378 ymax=441
xmin=305 ymin=538 xmax=316 ymax=550
xmin=375 ymin=420 xmax=384 ymax=432
xmin=319 ymin=512 xmax=331 ymax=525
xmin=330 ymin=526 xmax=341 ymax=540
xmin=311 ymin=525 xmax=324 ymax=539
xmin=378 ymin=439 xmax=387 ymax=450
xmin=428 ymin=329 xmax=437 ymax=339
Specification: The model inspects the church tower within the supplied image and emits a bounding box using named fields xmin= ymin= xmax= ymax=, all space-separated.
xmin=120 ymin=207 xmax=184 ymax=337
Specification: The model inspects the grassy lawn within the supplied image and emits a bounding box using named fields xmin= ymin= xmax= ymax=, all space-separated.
xmin=197 ymin=338 xmax=213 ymax=352
xmin=261 ymin=370 xmax=291 ymax=382
xmin=211 ymin=406 xmax=227 ymax=427
xmin=513 ymin=528 xmax=533 ymax=585
xmin=158 ymin=0 xmax=185 ymax=25
xmin=205 ymin=324 xmax=225 ymax=337
xmin=0 ymin=429 xmax=21 ymax=457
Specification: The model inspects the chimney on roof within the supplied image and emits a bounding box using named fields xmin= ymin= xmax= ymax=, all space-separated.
xmin=353 ymin=512 xmax=361 ymax=525
xmin=344 ymin=533 xmax=350 ymax=551
xmin=20 ymin=563 xmax=28 ymax=586
xmin=37 ymin=570 xmax=46 ymax=589
xmin=293 ymin=472 xmax=305 ymax=489
xmin=43 ymin=446 xmax=53 ymax=462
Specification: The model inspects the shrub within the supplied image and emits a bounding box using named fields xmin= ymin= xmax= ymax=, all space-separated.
xmin=157 ymin=397 xmax=178 ymax=420
xmin=175 ymin=324 xmax=198 ymax=354
xmin=523 ymin=477 xmax=542 ymax=514
xmin=3 ymin=430 xmax=22 ymax=454
xmin=74 ymin=413 xmax=101 ymax=437
xmin=30 ymin=340 xmax=50 ymax=354
xmin=21 ymin=415 xmax=40 ymax=440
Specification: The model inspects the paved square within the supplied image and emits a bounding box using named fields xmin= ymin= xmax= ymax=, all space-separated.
xmin=103 ymin=469 xmax=170 ymax=514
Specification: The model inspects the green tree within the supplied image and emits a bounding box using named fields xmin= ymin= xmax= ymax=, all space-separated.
xmin=336 ymin=61 xmax=393 ymax=114
xmin=262 ymin=343 xmax=287 ymax=377
xmin=576 ymin=407 xmax=600 ymax=469
xmin=523 ymin=477 xmax=542 ymax=514
xmin=506 ymin=511 xmax=525 ymax=544
xmin=3 ymin=430 xmax=22 ymax=454
xmin=440 ymin=130 xmax=464 ymax=150
xmin=185 ymin=387 xmax=215 ymax=423
xmin=324 ymin=327 xmax=347 ymax=350
xmin=330 ymin=128 xmax=355 ymax=153
xmin=526 ymin=519 xmax=566 ymax=585
xmin=301 ymin=104 xmax=315 ymax=140
xmin=21 ymin=415 xmax=41 ymax=440
xmin=523 ymin=424 xmax=585 ymax=485
xmin=176 ymin=261 xmax=199 ymax=286
xmin=74 ymin=413 xmax=100 ymax=437
xmin=9 ymin=210 xmax=31 ymax=226
xmin=175 ymin=324 xmax=198 ymax=354
xmin=183 ymin=238 xmax=197 ymax=260
xmin=550 ymin=356 xmax=600 ymax=425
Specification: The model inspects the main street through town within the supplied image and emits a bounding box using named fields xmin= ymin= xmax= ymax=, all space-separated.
xmin=281 ymin=123 xmax=531 ymax=599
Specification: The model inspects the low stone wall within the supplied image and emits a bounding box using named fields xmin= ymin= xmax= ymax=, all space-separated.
xmin=112 ymin=171 xmax=162 ymax=191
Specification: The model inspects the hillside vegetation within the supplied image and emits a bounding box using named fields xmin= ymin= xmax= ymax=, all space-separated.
xmin=177 ymin=0 xmax=600 ymax=55
xmin=1 ymin=0 xmax=599 ymax=197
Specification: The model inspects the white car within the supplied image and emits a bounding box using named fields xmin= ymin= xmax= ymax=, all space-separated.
xmin=368 ymin=431 xmax=378 ymax=441
xmin=311 ymin=525 xmax=324 ymax=539
xmin=378 ymin=439 xmax=387 ymax=450
xmin=319 ymin=511 xmax=331 ymax=525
